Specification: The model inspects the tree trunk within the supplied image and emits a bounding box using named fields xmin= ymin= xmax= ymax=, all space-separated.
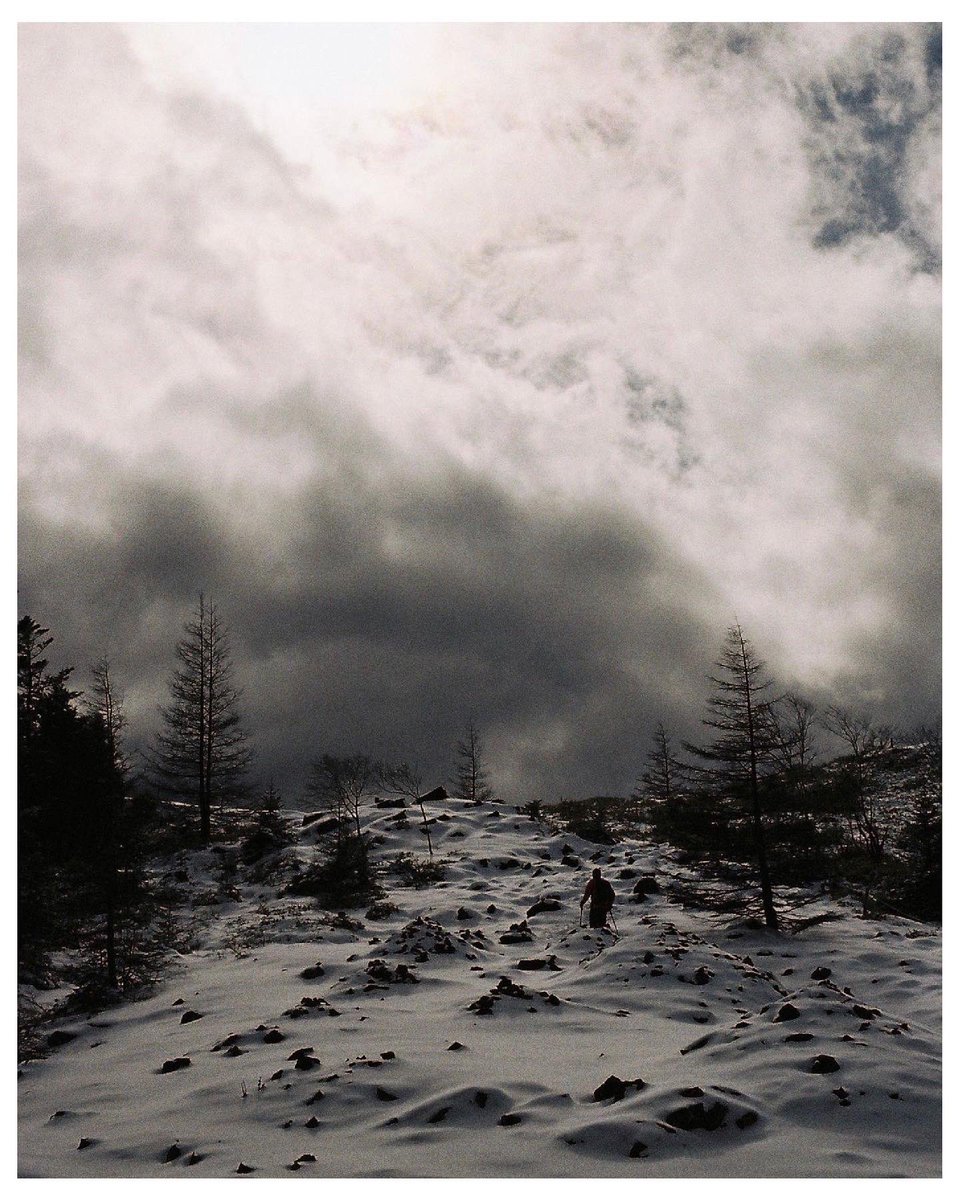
xmin=105 ymin=892 xmax=117 ymax=989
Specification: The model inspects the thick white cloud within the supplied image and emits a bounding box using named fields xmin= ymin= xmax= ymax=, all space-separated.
xmin=18 ymin=23 xmax=940 ymax=796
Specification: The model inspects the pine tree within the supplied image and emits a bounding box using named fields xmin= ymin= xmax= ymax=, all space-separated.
xmin=684 ymin=624 xmax=779 ymax=930
xmin=454 ymin=719 xmax=493 ymax=803
xmin=18 ymin=617 xmax=134 ymax=986
xmin=85 ymin=659 xmax=131 ymax=988
xmin=635 ymin=721 xmax=678 ymax=805
xmin=150 ymin=595 xmax=251 ymax=841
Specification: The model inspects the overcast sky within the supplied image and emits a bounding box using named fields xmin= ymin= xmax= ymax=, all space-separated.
xmin=18 ymin=22 xmax=941 ymax=801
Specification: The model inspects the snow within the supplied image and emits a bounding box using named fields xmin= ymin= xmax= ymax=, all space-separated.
xmin=18 ymin=800 xmax=941 ymax=1178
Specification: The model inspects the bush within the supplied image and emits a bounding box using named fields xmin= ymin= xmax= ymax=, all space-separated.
xmin=286 ymin=835 xmax=381 ymax=909
xmin=391 ymin=853 xmax=446 ymax=888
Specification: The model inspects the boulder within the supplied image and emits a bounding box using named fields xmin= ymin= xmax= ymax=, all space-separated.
xmin=592 ymin=1075 xmax=645 ymax=1103
xmin=159 ymin=1057 xmax=191 ymax=1074
xmin=664 ymin=1100 xmax=728 ymax=1132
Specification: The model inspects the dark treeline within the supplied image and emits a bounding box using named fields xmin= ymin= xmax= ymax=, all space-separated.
xmin=18 ymin=605 xmax=940 ymax=1007
xmin=627 ymin=624 xmax=942 ymax=927
xmin=17 ymin=597 xmax=497 ymax=998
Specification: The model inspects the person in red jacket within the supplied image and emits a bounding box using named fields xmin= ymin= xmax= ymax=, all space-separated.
xmin=581 ymin=868 xmax=615 ymax=929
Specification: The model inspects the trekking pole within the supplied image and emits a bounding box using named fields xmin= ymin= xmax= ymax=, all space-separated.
xmin=579 ymin=904 xmax=585 ymax=928
xmin=609 ymin=910 xmax=619 ymax=935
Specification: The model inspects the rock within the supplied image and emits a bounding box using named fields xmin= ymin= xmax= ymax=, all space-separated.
xmin=457 ymin=907 xmax=474 ymax=921
xmin=499 ymin=921 xmax=534 ymax=945
xmin=852 ymin=1003 xmax=881 ymax=1020
xmin=633 ymin=876 xmax=659 ymax=895
xmin=294 ymin=1055 xmax=320 ymax=1070
xmin=629 ymin=1140 xmax=648 ymax=1158
xmin=163 ymin=1144 xmax=182 ymax=1163
xmin=679 ymin=1086 xmax=704 ymax=1098
xmin=224 ymin=1045 xmax=246 ymax=1058
xmin=236 ymin=1162 xmax=255 ymax=1173
xmin=186 ymin=1152 xmax=203 ymax=1165
xmin=296 ymin=1154 xmax=317 ymax=1164
xmin=77 ymin=1137 xmax=96 ymax=1151
xmin=692 ymin=967 xmax=713 ymax=985
xmin=735 ymin=1111 xmax=759 ymax=1130
xmin=773 ymin=1003 xmax=801 ymax=1023
xmin=179 ymin=1010 xmax=203 ymax=1024
xmin=171 ymin=998 xmax=185 ymax=1006
xmin=680 ymin=1034 xmax=713 ymax=1055
xmin=47 ymin=1030 xmax=77 ymax=1048
xmin=474 ymin=1091 xmax=488 ymax=1108
xmin=526 ymin=898 xmax=562 ymax=917
xmin=159 ymin=1057 xmax=191 ymax=1074
xmin=300 ymin=964 xmax=325 ymax=980
xmin=811 ymin=966 xmax=832 ymax=980
xmin=593 ymin=1075 xmax=645 ymax=1103
xmin=380 ymin=1050 xmax=396 ymax=1060
xmin=447 ymin=1041 xmax=465 ymax=1051
xmin=498 ymin=1113 xmax=522 ymax=1126
xmin=783 ymin=1032 xmax=814 ymax=1042
xmin=427 ymin=1106 xmax=451 ymax=1124
xmin=809 ymin=1054 xmax=841 ymax=1074
xmin=561 ymin=855 xmax=580 ymax=868
xmin=516 ymin=956 xmax=560 ymax=971
xmin=304 ymin=1116 xmax=321 ymax=1129
xmin=263 ymin=1029 xmax=284 ymax=1044
xmin=664 ymin=1100 xmax=728 ymax=1131
xmin=288 ymin=1047 xmax=316 ymax=1060
xmin=304 ymin=1090 xmax=325 ymax=1105
xmin=376 ymin=1087 xmax=398 ymax=1102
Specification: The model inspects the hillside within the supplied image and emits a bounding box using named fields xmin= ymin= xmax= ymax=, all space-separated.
xmin=18 ymin=799 xmax=941 ymax=1178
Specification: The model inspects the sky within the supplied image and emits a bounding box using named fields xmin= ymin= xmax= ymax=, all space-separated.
xmin=17 ymin=21 xmax=941 ymax=803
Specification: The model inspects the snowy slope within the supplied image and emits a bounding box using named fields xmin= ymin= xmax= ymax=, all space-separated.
xmin=18 ymin=800 xmax=941 ymax=1178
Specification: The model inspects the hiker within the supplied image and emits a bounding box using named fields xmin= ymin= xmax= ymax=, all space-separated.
xmin=581 ymin=868 xmax=615 ymax=929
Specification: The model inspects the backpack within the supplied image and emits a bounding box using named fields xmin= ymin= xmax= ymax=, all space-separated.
xmin=595 ymin=879 xmax=615 ymax=908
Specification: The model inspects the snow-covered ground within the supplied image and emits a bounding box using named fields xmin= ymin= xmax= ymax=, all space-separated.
xmin=18 ymin=800 xmax=941 ymax=1177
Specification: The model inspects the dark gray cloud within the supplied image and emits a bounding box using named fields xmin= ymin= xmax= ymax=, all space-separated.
xmin=19 ymin=425 xmax=724 ymax=800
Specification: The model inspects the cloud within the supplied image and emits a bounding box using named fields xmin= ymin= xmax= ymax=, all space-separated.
xmin=18 ymin=23 xmax=941 ymax=800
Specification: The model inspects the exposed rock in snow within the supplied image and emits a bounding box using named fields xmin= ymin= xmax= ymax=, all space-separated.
xmin=17 ymin=799 xmax=941 ymax=1178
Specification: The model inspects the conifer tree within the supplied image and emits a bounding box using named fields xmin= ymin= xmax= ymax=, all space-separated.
xmin=635 ymin=721 xmax=679 ymax=805
xmin=150 ymin=595 xmax=251 ymax=841
xmin=684 ymin=624 xmax=779 ymax=930
xmin=454 ymin=719 xmax=493 ymax=804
